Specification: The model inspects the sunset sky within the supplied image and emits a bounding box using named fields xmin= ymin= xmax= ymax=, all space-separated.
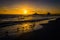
xmin=0 ymin=0 xmax=60 ymax=15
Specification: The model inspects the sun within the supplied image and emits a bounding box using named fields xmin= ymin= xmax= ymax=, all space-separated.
xmin=23 ymin=9 xmax=28 ymax=15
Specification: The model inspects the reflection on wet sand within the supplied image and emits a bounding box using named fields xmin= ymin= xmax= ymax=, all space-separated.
xmin=0 ymin=16 xmax=58 ymax=38
xmin=0 ymin=20 xmax=49 ymax=37
xmin=18 ymin=23 xmax=33 ymax=32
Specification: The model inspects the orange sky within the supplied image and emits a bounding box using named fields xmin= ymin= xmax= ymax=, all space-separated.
xmin=0 ymin=1 xmax=60 ymax=15
xmin=0 ymin=6 xmax=60 ymax=15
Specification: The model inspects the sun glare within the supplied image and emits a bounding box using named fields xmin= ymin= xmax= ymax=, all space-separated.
xmin=23 ymin=9 xmax=28 ymax=15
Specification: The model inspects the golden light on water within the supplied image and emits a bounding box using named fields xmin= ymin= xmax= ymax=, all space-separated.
xmin=19 ymin=23 xmax=33 ymax=32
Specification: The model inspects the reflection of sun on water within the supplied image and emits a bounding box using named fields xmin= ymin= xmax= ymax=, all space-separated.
xmin=0 ymin=20 xmax=49 ymax=37
xmin=19 ymin=23 xmax=33 ymax=32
